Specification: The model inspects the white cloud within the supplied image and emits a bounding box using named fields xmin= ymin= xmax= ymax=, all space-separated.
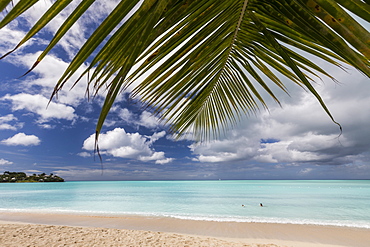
xmin=8 ymin=52 xmax=93 ymax=107
xmin=189 ymin=66 xmax=370 ymax=168
xmin=39 ymin=124 xmax=55 ymax=129
xmin=118 ymin=108 xmax=134 ymax=123
xmin=138 ymin=151 xmax=166 ymax=162
xmin=0 ymin=158 xmax=13 ymax=165
xmin=148 ymin=131 xmax=166 ymax=143
xmin=0 ymin=1 xmax=150 ymax=135
xmin=7 ymin=0 xmax=86 ymax=59
xmin=139 ymin=111 xmax=160 ymax=128
xmin=0 ymin=114 xmax=17 ymax=122
xmin=0 ymin=26 xmax=28 ymax=54
xmin=77 ymin=152 xmax=92 ymax=157
xmin=0 ymin=0 xmax=125 ymax=110
xmin=1 ymin=133 xmax=41 ymax=146
xmin=155 ymin=157 xmax=174 ymax=164
xmin=0 ymin=114 xmax=23 ymax=130
xmin=0 ymin=124 xmax=17 ymax=131
xmin=190 ymin=137 xmax=259 ymax=163
xmin=137 ymin=151 xmax=173 ymax=164
xmin=82 ymin=128 xmax=171 ymax=164
xmin=0 ymin=9 xmax=100 ymax=109
xmin=2 ymin=93 xmax=76 ymax=122
xmin=117 ymin=108 xmax=162 ymax=129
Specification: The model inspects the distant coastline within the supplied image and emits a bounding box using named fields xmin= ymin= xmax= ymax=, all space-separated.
xmin=0 ymin=171 xmax=64 ymax=183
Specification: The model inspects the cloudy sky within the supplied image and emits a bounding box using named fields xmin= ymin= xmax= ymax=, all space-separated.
xmin=1 ymin=1 xmax=369 ymax=181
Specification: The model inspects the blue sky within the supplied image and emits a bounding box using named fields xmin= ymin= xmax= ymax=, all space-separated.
xmin=0 ymin=1 xmax=370 ymax=181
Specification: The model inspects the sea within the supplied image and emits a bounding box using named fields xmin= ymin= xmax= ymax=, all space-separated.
xmin=0 ymin=180 xmax=369 ymax=229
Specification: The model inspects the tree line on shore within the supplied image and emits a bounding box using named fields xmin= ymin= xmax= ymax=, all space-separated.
xmin=0 ymin=171 xmax=64 ymax=183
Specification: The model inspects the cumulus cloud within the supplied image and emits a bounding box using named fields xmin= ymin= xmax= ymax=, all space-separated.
xmin=0 ymin=0 xmax=120 ymax=108
xmin=148 ymin=131 xmax=166 ymax=143
xmin=117 ymin=108 xmax=161 ymax=129
xmin=0 ymin=114 xmax=23 ymax=130
xmin=155 ymin=157 xmax=174 ymax=165
xmin=189 ymin=67 xmax=370 ymax=169
xmin=190 ymin=137 xmax=259 ymax=163
xmin=82 ymin=128 xmax=172 ymax=164
xmin=118 ymin=108 xmax=134 ymax=123
xmin=0 ymin=26 xmax=28 ymax=54
xmin=139 ymin=111 xmax=160 ymax=128
xmin=38 ymin=124 xmax=55 ymax=129
xmin=2 ymin=93 xmax=76 ymax=122
xmin=17 ymin=53 xmax=94 ymax=106
xmin=0 ymin=1 xmax=149 ymax=132
xmin=254 ymin=133 xmax=346 ymax=164
xmin=1 ymin=133 xmax=41 ymax=146
xmin=0 ymin=158 xmax=13 ymax=165
xmin=0 ymin=3 xmax=101 ymax=112
xmin=1 ymin=0 xmax=85 ymax=59
xmin=77 ymin=152 xmax=92 ymax=158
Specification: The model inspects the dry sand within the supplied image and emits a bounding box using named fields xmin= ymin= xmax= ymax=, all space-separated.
xmin=1 ymin=212 xmax=369 ymax=247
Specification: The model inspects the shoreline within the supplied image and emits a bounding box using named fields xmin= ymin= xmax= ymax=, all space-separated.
xmin=1 ymin=212 xmax=370 ymax=247
xmin=1 ymin=210 xmax=368 ymax=229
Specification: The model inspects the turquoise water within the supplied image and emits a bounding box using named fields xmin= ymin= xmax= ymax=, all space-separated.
xmin=0 ymin=180 xmax=369 ymax=228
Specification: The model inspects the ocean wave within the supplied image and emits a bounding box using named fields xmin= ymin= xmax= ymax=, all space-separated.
xmin=166 ymin=214 xmax=370 ymax=229
xmin=2 ymin=208 xmax=368 ymax=229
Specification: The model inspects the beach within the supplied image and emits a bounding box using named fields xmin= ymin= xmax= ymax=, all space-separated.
xmin=1 ymin=212 xmax=369 ymax=247
xmin=1 ymin=180 xmax=369 ymax=246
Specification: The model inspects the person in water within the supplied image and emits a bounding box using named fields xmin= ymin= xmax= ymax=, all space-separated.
xmin=260 ymin=203 xmax=263 ymax=207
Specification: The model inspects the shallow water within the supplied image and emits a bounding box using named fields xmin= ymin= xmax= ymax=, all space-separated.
xmin=1 ymin=180 xmax=369 ymax=228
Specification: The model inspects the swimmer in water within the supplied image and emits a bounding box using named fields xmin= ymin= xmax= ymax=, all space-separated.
xmin=260 ymin=203 xmax=263 ymax=207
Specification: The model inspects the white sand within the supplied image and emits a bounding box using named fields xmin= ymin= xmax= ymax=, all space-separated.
xmin=0 ymin=223 xmax=284 ymax=247
xmin=1 ymin=212 xmax=369 ymax=247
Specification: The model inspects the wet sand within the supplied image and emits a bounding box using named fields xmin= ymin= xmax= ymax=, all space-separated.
xmin=1 ymin=212 xmax=369 ymax=247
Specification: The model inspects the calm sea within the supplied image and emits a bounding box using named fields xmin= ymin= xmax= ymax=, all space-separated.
xmin=0 ymin=180 xmax=369 ymax=228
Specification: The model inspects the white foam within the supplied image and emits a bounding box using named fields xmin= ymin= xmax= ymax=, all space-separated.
xmin=1 ymin=208 xmax=369 ymax=229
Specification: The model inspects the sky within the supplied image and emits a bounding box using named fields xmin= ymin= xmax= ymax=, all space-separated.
xmin=0 ymin=1 xmax=370 ymax=181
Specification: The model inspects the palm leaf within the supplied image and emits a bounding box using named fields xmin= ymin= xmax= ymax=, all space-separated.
xmin=0 ymin=0 xmax=12 ymax=13
xmin=0 ymin=0 xmax=38 ymax=29
xmin=1 ymin=0 xmax=370 ymax=141
xmin=1 ymin=0 xmax=73 ymax=60
xmin=27 ymin=0 xmax=96 ymax=73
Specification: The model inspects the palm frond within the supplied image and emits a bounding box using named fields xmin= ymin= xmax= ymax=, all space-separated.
xmin=1 ymin=0 xmax=370 ymax=141
xmin=0 ymin=0 xmax=38 ymax=29
xmin=0 ymin=0 xmax=13 ymax=13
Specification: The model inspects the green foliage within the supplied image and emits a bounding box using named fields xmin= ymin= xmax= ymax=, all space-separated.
xmin=0 ymin=171 xmax=64 ymax=183
xmin=1 ymin=0 xmax=370 ymax=141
